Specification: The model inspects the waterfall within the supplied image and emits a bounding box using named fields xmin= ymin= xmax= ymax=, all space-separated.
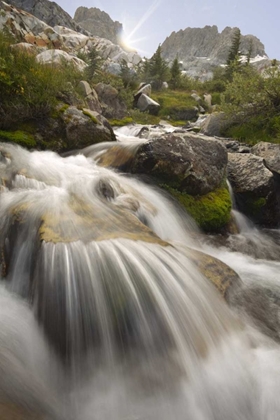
xmin=1 ymin=140 xmax=280 ymax=419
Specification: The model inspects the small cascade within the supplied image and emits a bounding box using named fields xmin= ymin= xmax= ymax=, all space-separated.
xmin=1 ymin=142 xmax=280 ymax=419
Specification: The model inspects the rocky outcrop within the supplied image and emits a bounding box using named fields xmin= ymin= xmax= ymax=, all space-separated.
xmin=0 ymin=1 xmax=142 ymax=72
xmin=36 ymin=49 xmax=87 ymax=71
xmin=6 ymin=0 xmax=87 ymax=34
xmin=161 ymin=25 xmax=268 ymax=80
xmin=77 ymin=81 xmax=103 ymax=114
xmin=74 ymin=6 xmax=123 ymax=46
xmin=0 ymin=105 xmax=116 ymax=152
xmin=227 ymin=153 xmax=280 ymax=226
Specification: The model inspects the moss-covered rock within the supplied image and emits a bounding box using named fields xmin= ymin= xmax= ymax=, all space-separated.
xmin=0 ymin=130 xmax=36 ymax=148
xmin=163 ymin=185 xmax=232 ymax=232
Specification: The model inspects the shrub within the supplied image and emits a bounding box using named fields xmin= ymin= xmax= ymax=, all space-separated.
xmin=0 ymin=30 xmax=82 ymax=128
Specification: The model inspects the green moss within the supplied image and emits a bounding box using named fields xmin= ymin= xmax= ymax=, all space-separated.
xmin=82 ymin=109 xmax=98 ymax=124
xmin=0 ymin=130 xmax=36 ymax=148
xmin=51 ymin=103 xmax=69 ymax=118
xmin=162 ymin=185 xmax=232 ymax=232
xmin=168 ymin=120 xmax=189 ymax=127
xmin=108 ymin=117 xmax=133 ymax=126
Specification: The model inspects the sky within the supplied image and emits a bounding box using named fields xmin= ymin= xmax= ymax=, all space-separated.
xmin=55 ymin=0 xmax=279 ymax=59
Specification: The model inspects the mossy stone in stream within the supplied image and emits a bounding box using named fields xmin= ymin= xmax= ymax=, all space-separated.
xmin=163 ymin=185 xmax=232 ymax=232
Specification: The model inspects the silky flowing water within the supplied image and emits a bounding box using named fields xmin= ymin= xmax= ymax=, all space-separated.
xmin=0 ymin=127 xmax=280 ymax=420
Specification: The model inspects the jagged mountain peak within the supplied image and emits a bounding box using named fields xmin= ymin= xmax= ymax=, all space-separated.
xmin=161 ymin=25 xmax=268 ymax=80
xmin=74 ymin=6 xmax=123 ymax=45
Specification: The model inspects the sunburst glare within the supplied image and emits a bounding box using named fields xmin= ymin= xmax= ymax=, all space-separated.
xmin=119 ymin=0 xmax=161 ymax=54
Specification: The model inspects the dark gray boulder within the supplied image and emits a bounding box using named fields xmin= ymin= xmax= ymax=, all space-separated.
xmin=227 ymin=153 xmax=280 ymax=226
xmin=94 ymin=83 xmax=127 ymax=119
xmin=131 ymin=132 xmax=228 ymax=195
xmin=61 ymin=106 xmax=116 ymax=150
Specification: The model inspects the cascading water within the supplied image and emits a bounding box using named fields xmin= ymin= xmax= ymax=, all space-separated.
xmin=1 ymin=132 xmax=280 ymax=420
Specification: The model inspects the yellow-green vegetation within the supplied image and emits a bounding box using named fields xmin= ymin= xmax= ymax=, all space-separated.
xmin=129 ymin=110 xmax=161 ymax=125
xmin=163 ymin=185 xmax=232 ymax=232
xmin=221 ymin=65 xmax=280 ymax=144
xmin=82 ymin=109 xmax=98 ymax=123
xmin=151 ymin=90 xmax=198 ymax=120
xmin=223 ymin=116 xmax=280 ymax=144
xmin=52 ymin=103 xmax=70 ymax=117
xmin=0 ymin=130 xmax=36 ymax=148
xmin=108 ymin=117 xmax=134 ymax=126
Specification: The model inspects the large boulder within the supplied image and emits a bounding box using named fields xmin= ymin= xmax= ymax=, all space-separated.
xmin=93 ymin=133 xmax=232 ymax=232
xmin=36 ymin=49 xmax=87 ymax=71
xmin=77 ymin=81 xmax=102 ymax=113
xmin=94 ymin=83 xmax=127 ymax=119
xmin=136 ymin=94 xmax=160 ymax=115
xmin=199 ymin=112 xmax=228 ymax=137
xmin=131 ymin=133 xmax=227 ymax=195
xmin=230 ymin=283 xmax=280 ymax=344
xmin=227 ymin=153 xmax=280 ymax=226
xmin=251 ymin=141 xmax=280 ymax=160
xmin=61 ymin=106 xmax=116 ymax=149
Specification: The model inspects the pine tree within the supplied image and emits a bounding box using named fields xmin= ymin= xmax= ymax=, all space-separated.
xmin=85 ymin=46 xmax=102 ymax=81
xmin=149 ymin=45 xmax=169 ymax=90
xmin=226 ymin=28 xmax=241 ymax=80
xmin=226 ymin=28 xmax=241 ymax=66
xmin=170 ymin=56 xmax=181 ymax=89
xmin=246 ymin=39 xmax=253 ymax=65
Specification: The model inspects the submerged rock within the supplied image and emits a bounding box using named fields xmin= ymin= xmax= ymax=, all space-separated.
xmin=184 ymin=247 xmax=242 ymax=300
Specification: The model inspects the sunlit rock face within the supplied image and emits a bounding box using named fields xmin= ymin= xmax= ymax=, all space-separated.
xmin=5 ymin=0 xmax=87 ymax=33
xmin=0 ymin=1 xmax=142 ymax=71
